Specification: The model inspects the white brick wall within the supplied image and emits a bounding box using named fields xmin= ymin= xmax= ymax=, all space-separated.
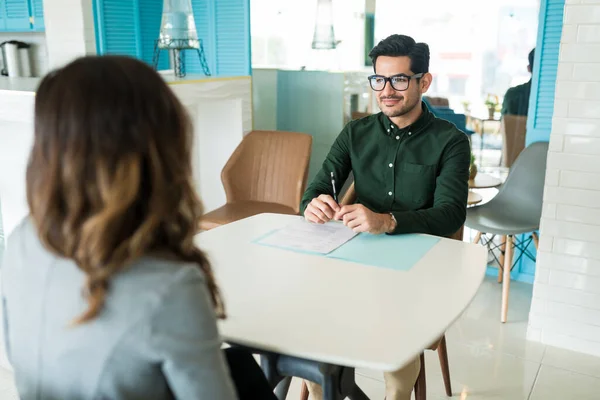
xmin=529 ymin=0 xmax=600 ymax=357
xmin=43 ymin=0 xmax=96 ymax=69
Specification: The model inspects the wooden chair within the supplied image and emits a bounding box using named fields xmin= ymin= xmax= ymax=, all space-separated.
xmin=299 ymin=182 xmax=456 ymax=400
xmin=351 ymin=111 xmax=371 ymax=121
xmin=199 ymin=130 xmax=312 ymax=231
xmin=500 ymin=115 xmax=527 ymax=168
xmin=423 ymin=96 xmax=450 ymax=107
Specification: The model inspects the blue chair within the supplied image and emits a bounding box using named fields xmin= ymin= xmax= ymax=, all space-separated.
xmin=422 ymin=97 xmax=475 ymax=136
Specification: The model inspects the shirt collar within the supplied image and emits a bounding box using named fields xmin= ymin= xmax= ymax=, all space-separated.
xmin=379 ymin=101 xmax=434 ymax=136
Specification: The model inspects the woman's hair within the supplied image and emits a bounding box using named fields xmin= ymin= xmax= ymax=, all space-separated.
xmin=27 ymin=55 xmax=224 ymax=324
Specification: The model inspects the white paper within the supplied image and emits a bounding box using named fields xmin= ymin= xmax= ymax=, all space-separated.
xmin=258 ymin=219 xmax=358 ymax=254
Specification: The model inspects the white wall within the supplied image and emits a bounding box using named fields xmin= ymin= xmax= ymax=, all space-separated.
xmin=43 ymin=0 xmax=96 ymax=68
xmin=528 ymin=0 xmax=600 ymax=356
xmin=0 ymin=32 xmax=48 ymax=77
xmin=252 ymin=68 xmax=278 ymax=131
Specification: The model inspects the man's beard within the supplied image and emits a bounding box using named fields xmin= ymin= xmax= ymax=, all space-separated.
xmin=378 ymin=95 xmax=420 ymax=118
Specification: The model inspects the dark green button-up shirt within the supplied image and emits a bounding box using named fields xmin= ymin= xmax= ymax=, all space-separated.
xmin=300 ymin=103 xmax=471 ymax=236
xmin=501 ymin=79 xmax=532 ymax=116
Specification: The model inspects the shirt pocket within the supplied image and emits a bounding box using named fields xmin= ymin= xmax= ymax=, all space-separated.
xmin=400 ymin=162 xmax=437 ymax=207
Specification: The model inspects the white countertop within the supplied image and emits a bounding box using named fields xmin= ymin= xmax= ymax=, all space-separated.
xmin=0 ymin=73 xmax=249 ymax=94
xmin=0 ymin=77 xmax=40 ymax=93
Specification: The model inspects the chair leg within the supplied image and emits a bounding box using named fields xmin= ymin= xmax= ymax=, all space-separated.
xmin=299 ymin=380 xmax=309 ymax=400
xmin=501 ymin=235 xmax=514 ymax=323
xmin=532 ymin=232 xmax=539 ymax=250
xmin=498 ymin=235 xmax=507 ymax=284
xmin=437 ymin=336 xmax=452 ymax=397
xmin=413 ymin=353 xmax=426 ymax=400
xmin=473 ymin=232 xmax=482 ymax=244
xmin=275 ymin=377 xmax=292 ymax=399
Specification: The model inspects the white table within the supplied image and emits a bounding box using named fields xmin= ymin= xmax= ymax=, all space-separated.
xmin=196 ymin=213 xmax=487 ymax=372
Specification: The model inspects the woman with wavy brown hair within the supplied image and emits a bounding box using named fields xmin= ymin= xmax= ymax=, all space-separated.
xmin=0 ymin=56 xmax=271 ymax=400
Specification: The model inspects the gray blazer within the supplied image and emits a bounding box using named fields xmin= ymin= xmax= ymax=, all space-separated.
xmin=1 ymin=218 xmax=238 ymax=400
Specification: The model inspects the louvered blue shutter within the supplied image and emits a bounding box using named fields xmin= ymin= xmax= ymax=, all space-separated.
xmin=138 ymin=0 xmax=167 ymax=68
xmin=31 ymin=0 xmax=44 ymax=31
xmin=0 ymin=4 xmax=5 ymax=30
xmin=4 ymin=0 xmax=30 ymax=31
xmin=185 ymin=0 xmax=215 ymax=75
xmin=214 ymin=0 xmax=250 ymax=76
xmin=526 ymin=0 xmax=565 ymax=145
xmin=94 ymin=0 xmax=141 ymax=58
xmin=185 ymin=0 xmax=250 ymax=77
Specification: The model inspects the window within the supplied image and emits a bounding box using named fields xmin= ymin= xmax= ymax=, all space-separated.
xmin=375 ymin=0 xmax=539 ymax=114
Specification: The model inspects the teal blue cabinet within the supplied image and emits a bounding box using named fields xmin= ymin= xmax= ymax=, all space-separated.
xmin=0 ymin=2 xmax=4 ymax=30
xmin=186 ymin=0 xmax=251 ymax=76
xmin=30 ymin=0 xmax=44 ymax=31
xmin=3 ymin=0 xmax=30 ymax=31
xmin=94 ymin=0 xmax=168 ymax=69
xmin=0 ymin=0 xmax=45 ymax=32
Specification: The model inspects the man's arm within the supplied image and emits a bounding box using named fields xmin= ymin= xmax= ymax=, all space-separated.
xmin=300 ymin=125 xmax=353 ymax=213
xmin=391 ymin=134 xmax=471 ymax=237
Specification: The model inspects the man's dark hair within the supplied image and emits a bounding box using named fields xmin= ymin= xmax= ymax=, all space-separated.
xmin=368 ymin=34 xmax=430 ymax=74
xmin=528 ymin=48 xmax=535 ymax=68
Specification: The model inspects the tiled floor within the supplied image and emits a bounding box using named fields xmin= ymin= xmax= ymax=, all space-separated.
xmin=2 ymin=278 xmax=600 ymax=399
xmin=281 ymin=277 xmax=600 ymax=400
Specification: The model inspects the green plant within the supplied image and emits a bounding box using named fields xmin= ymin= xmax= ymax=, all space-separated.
xmin=484 ymin=94 xmax=499 ymax=109
xmin=470 ymin=152 xmax=476 ymax=166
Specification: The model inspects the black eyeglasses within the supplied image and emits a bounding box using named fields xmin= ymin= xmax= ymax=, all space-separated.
xmin=367 ymin=73 xmax=424 ymax=92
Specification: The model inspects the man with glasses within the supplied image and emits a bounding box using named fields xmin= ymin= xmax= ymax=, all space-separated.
xmin=300 ymin=34 xmax=470 ymax=400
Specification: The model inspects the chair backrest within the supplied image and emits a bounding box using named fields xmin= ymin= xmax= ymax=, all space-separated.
xmin=433 ymin=108 xmax=469 ymax=134
xmin=492 ymin=141 xmax=549 ymax=220
xmin=351 ymin=111 xmax=371 ymax=120
xmin=500 ymin=115 xmax=527 ymax=168
xmin=221 ymin=130 xmax=312 ymax=213
xmin=424 ymin=96 xmax=450 ymax=107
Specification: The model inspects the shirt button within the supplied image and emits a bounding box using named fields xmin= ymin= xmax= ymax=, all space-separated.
xmin=408 ymin=132 xmax=412 ymax=136
xmin=388 ymin=191 xmax=393 ymax=196
xmin=390 ymin=126 xmax=394 ymax=129
xmin=387 ymin=129 xmax=390 ymax=133
xmin=389 ymin=163 xmax=393 ymax=168
xmin=395 ymin=135 xmax=400 ymax=140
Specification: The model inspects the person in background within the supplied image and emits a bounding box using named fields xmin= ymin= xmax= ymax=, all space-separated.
xmin=501 ymin=48 xmax=535 ymax=116
xmin=1 ymin=56 xmax=275 ymax=400
xmin=301 ymin=34 xmax=470 ymax=400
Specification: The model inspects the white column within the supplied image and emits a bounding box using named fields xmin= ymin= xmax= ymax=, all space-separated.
xmin=43 ymin=0 xmax=97 ymax=69
xmin=528 ymin=0 xmax=600 ymax=356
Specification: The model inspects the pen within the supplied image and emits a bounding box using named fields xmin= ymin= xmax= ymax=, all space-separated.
xmin=330 ymin=172 xmax=338 ymax=203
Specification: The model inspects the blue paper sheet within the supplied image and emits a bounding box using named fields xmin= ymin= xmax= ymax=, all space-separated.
xmin=327 ymin=233 xmax=440 ymax=271
xmin=255 ymin=226 xmax=440 ymax=271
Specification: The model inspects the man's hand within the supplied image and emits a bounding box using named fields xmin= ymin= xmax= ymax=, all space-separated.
xmin=335 ymin=204 xmax=395 ymax=234
xmin=304 ymin=194 xmax=340 ymax=224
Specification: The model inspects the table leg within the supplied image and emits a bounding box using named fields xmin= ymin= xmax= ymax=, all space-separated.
xmin=349 ymin=385 xmax=370 ymax=400
xmin=479 ymin=124 xmax=484 ymax=166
